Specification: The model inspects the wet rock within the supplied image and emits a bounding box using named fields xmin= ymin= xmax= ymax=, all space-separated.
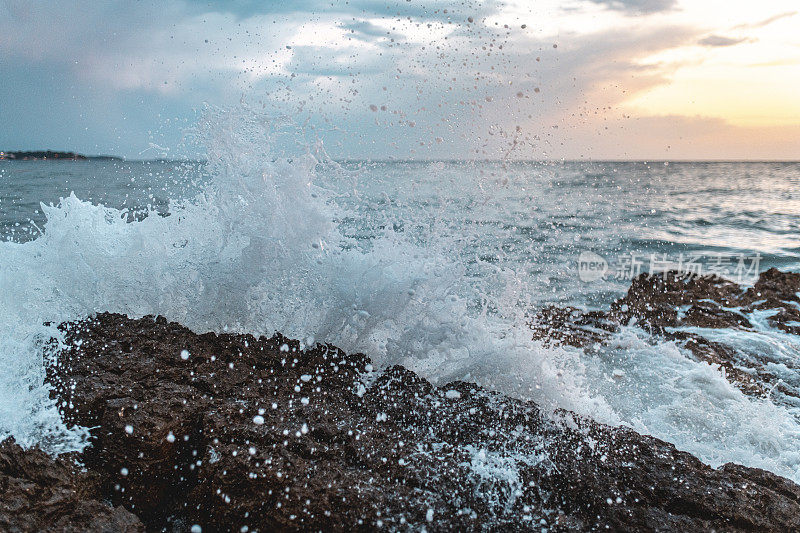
xmin=667 ymin=332 xmax=767 ymax=396
xmin=532 ymin=271 xmax=755 ymax=344
xmin=529 ymin=306 xmax=615 ymax=348
xmin=0 ymin=438 xmax=143 ymax=532
xmin=531 ymin=269 xmax=800 ymax=400
xmin=745 ymin=268 xmax=800 ymax=303
xmin=33 ymin=312 xmax=800 ymax=531
xmin=611 ymin=271 xmax=747 ymax=332
xmin=742 ymin=268 xmax=800 ymax=335
xmin=610 ymin=268 xmax=799 ymax=333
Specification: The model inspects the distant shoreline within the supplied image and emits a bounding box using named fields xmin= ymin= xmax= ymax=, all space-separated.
xmin=2 ymin=151 xmax=798 ymax=164
xmin=0 ymin=150 xmax=122 ymax=161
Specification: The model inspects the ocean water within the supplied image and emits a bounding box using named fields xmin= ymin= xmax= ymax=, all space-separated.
xmin=2 ymin=110 xmax=800 ymax=482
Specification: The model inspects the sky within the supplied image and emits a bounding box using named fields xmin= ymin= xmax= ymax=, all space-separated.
xmin=1 ymin=0 xmax=798 ymax=160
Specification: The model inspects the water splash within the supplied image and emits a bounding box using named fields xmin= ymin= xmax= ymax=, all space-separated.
xmin=2 ymin=107 xmax=800 ymax=485
xmin=0 ymin=107 xmax=600 ymax=452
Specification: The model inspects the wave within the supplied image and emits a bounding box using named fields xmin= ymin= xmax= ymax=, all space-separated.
xmin=2 ymin=107 xmax=800 ymax=484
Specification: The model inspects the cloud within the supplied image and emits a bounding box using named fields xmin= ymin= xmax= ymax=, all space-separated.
xmin=585 ymin=0 xmax=677 ymax=14
xmin=6 ymin=0 xmax=790 ymax=160
xmin=183 ymin=0 xmax=500 ymax=21
xmin=552 ymin=114 xmax=800 ymax=160
xmin=698 ymin=35 xmax=748 ymax=47
xmin=748 ymin=57 xmax=800 ymax=68
xmin=340 ymin=20 xmax=398 ymax=41
xmin=732 ymin=10 xmax=796 ymax=30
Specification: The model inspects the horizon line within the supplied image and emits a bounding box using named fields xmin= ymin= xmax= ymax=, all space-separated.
xmin=2 ymin=150 xmax=799 ymax=165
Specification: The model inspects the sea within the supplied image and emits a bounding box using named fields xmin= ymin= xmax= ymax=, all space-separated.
xmin=2 ymin=110 xmax=800 ymax=483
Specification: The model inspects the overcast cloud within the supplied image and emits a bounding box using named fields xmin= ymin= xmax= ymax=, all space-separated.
xmin=0 ymin=0 xmax=796 ymax=159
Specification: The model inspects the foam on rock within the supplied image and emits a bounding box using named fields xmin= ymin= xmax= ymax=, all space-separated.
xmin=4 ymin=312 xmax=792 ymax=531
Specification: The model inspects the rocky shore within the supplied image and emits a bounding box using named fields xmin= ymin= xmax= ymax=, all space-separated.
xmin=531 ymin=268 xmax=800 ymax=403
xmin=3 ymin=270 xmax=800 ymax=531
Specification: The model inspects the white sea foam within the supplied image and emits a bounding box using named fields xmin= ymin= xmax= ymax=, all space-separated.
xmin=578 ymin=326 xmax=800 ymax=481
xmin=2 ymin=107 xmax=800 ymax=484
xmin=0 ymin=108 xmax=602 ymax=452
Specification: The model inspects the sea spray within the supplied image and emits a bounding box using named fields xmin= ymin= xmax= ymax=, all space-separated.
xmin=0 ymin=107 xmax=602 ymax=452
xmin=2 ymin=107 xmax=800 ymax=485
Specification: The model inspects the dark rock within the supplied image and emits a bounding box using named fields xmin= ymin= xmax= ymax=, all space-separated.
xmin=746 ymin=268 xmax=800 ymax=303
xmin=609 ymin=268 xmax=799 ymax=334
xmin=742 ymin=268 xmax=800 ymax=335
xmin=530 ymin=269 xmax=800 ymax=400
xmin=0 ymin=438 xmax=143 ymax=532
xmin=667 ymin=332 xmax=767 ymax=396
xmin=681 ymin=303 xmax=752 ymax=329
xmin=532 ymin=271 xmax=755 ymax=345
xmin=27 ymin=312 xmax=800 ymax=531
xmin=611 ymin=271 xmax=746 ymax=333
xmin=530 ymin=306 xmax=616 ymax=347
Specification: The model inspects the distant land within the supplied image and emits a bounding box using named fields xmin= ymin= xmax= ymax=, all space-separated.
xmin=0 ymin=150 xmax=122 ymax=161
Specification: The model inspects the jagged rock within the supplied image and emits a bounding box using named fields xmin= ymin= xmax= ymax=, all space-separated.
xmin=28 ymin=312 xmax=800 ymax=531
xmin=742 ymin=268 xmax=800 ymax=335
xmin=528 ymin=306 xmax=615 ymax=347
xmin=608 ymin=271 xmax=747 ymax=333
xmin=0 ymin=438 xmax=143 ymax=532
xmin=531 ymin=269 xmax=800 ymax=400
xmin=532 ymin=269 xmax=800 ymax=341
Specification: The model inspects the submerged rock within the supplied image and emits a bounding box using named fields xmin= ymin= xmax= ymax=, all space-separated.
xmin=531 ymin=269 xmax=800 ymax=400
xmin=3 ymin=311 xmax=791 ymax=531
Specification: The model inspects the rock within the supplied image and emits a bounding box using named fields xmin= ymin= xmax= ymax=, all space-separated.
xmin=531 ymin=271 xmax=752 ymax=346
xmin=531 ymin=269 xmax=800 ymax=401
xmin=0 ymin=438 xmax=143 ymax=532
xmin=609 ymin=268 xmax=799 ymax=334
xmin=529 ymin=306 xmax=615 ymax=347
xmin=610 ymin=271 xmax=746 ymax=333
xmin=746 ymin=268 xmax=800 ymax=302
xmin=742 ymin=268 xmax=800 ymax=335
xmin=30 ymin=312 xmax=800 ymax=531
